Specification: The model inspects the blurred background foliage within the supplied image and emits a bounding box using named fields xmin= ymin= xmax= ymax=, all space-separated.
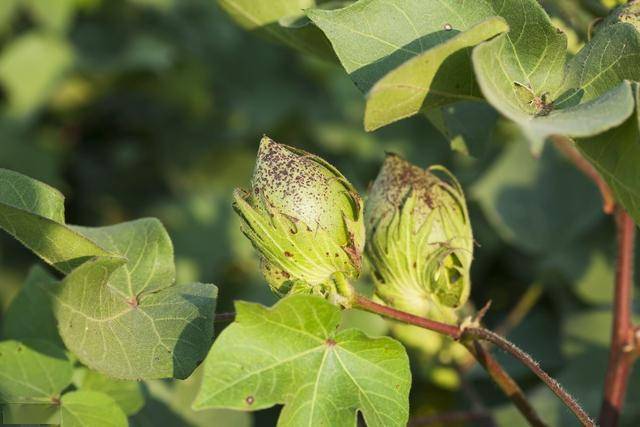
xmin=0 ymin=0 xmax=638 ymax=425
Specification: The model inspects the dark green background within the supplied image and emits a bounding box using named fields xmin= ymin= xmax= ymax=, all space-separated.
xmin=0 ymin=0 xmax=637 ymax=425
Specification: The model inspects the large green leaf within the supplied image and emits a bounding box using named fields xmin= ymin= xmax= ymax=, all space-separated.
xmin=193 ymin=295 xmax=411 ymax=427
xmin=578 ymin=84 xmax=640 ymax=224
xmin=217 ymin=0 xmax=335 ymax=60
xmin=0 ymin=169 xmax=218 ymax=380
xmin=0 ymin=339 xmax=73 ymax=404
xmin=473 ymin=4 xmax=640 ymax=151
xmin=308 ymin=0 xmax=504 ymax=130
xmin=60 ymin=390 xmax=128 ymax=427
xmin=472 ymin=121 xmax=602 ymax=253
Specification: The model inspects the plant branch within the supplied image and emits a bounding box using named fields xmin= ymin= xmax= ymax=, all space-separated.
xmin=464 ymin=340 xmax=547 ymax=427
xmin=352 ymin=294 xmax=595 ymax=427
xmin=600 ymin=208 xmax=637 ymax=427
xmin=460 ymin=283 xmax=543 ymax=373
xmin=465 ymin=327 xmax=594 ymax=426
xmin=551 ymin=135 xmax=615 ymax=214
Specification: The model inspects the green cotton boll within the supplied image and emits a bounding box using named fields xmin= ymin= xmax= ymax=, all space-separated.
xmin=233 ymin=136 xmax=365 ymax=305
xmin=365 ymin=154 xmax=473 ymax=323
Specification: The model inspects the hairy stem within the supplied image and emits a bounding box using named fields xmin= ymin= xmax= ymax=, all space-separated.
xmin=600 ymin=208 xmax=637 ymax=427
xmin=460 ymin=283 xmax=543 ymax=373
xmin=352 ymin=294 xmax=595 ymax=426
xmin=466 ymin=327 xmax=594 ymax=426
xmin=464 ymin=340 xmax=547 ymax=427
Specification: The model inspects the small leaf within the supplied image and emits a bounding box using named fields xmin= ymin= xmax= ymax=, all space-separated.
xmin=193 ymin=294 xmax=411 ymax=427
xmin=60 ymin=390 xmax=128 ymax=427
xmin=0 ymin=339 xmax=73 ymax=404
xmin=75 ymin=368 xmax=145 ymax=416
xmin=2 ymin=266 xmax=62 ymax=346
xmin=473 ymin=5 xmax=640 ymax=151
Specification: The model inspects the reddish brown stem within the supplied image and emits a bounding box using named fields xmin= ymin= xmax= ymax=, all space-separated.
xmin=352 ymin=294 xmax=595 ymax=426
xmin=464 ymin=341 xmax=547 ymax=427
xmin=551 ymin=136 xmax=615 ymax=214
xmin=352 ymin=294 xmax=461 ymax=338
xmin=599 ymin=208 xmax=637 ymax=427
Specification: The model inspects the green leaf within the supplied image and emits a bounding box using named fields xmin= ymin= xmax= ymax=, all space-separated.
xmin=2 ymin=266 xmax=62 ymax=346
xmin=218 ymin=0 xmax=335 ymax=60
xmin=75 ymin=368 xmax=145 ymax=416
xmin=0 ymin=169 xmax=218 ymax=380
xmin=53 ymin=252 xmax=217 ymax=380
xmin=363 ymin=17 xmax=507 ymax=131
xmin=472 ymin=121 xmax=603 ymax=253
xmin=578 ymin=84 xmax=640 ymax=225
xmin=60 ymin=390 xmax=128 ymax=427
xmin=193 ymin=295 xmax=411 ymax=427
xmin=1 ymin=403 xmax=60 ymax=424
xmin=0 ymin=168 xmax=111 ymax=273
xmin=0 ymin=339 xmax=73 ymax=404
xmin=308 ymin=0 xmax=503 ymax=129
xmin=0 ymin=32 xmax=73 ymax=117
xmin=473 ymin=5 xmax=640 ymax=151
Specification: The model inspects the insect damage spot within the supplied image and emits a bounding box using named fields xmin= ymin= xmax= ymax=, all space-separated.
xmin=443 ymin=23 xmax=453 ymax=31
xmin=245 ymin=396 xmax=255 ymax=405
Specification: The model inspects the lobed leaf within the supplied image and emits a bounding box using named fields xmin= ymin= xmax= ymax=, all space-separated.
xmin=193 ymin=294 xmax=411 ymax=427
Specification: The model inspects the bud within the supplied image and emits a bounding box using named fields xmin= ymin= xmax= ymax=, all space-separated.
xmin=233 ymin=136 xmax=365 ymax=305
xmin=603 ymin=1 xmax=640 ymax=31
xmin=365 ymin=154 xmax=473 ymax=323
